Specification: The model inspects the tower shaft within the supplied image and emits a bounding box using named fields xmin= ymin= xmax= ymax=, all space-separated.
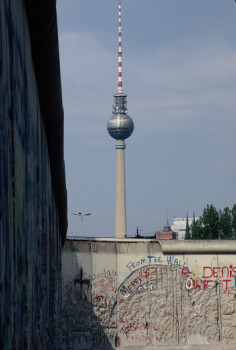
xmin=115 ymin=140 xmax=127 ymax=238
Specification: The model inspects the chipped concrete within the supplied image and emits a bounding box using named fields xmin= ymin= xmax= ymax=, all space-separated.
xmin=62 ymin=239 xmax=236 ymax=349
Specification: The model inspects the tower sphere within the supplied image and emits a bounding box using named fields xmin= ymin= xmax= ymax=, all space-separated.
xmin=107 ymin=113 xmax=134 ymax=140
xmin=107 ymin=93 xmax=134 ymax=140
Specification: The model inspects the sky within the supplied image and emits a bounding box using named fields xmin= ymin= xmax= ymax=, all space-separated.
xmin=56 ymin=0 xmax=236 ymax=238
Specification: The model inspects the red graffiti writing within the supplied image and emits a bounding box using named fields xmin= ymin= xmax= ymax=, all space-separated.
xmin=181 ymin=265 xmax=235 ymax=293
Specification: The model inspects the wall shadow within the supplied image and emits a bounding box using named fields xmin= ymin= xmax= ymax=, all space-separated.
xmin=61 ymin=254 xmax=116 ymax=350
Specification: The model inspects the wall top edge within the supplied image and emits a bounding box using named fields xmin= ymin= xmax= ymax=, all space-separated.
xmin=65 ymin=237 xmax=236 ymax=254
xmin=66 ymin=236 xmax=157 ymax=242
xmin=159 ymin=240 xmax=236 ymax=254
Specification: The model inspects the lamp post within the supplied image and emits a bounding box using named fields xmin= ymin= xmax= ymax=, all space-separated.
xmin=72 ymin=212 xmax=91 ymax=236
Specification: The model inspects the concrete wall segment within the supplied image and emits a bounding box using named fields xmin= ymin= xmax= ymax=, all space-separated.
xmin=25 ymin=0 xmax=68 ymax=244
xmin=0 ymin=1 xmax=63 ymax=348
xmin=62 ymin=239 xmax=236 ymax=349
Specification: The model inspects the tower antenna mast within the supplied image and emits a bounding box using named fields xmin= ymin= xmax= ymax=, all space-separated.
xmin=118 ymin=1 xmax=123 ymax=94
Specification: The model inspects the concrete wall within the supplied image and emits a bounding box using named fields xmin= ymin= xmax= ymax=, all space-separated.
xmin=0 ymin=1 xmax=62 ymax=349
xmin=62 ymin=238 xmax=236 ymax=350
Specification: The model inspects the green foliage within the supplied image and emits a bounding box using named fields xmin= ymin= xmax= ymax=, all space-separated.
xmin=191 ymin=219 xmax=204 ymax=239
xmin=185 ymin=222 xmax=191 ymax=239
xmin=185 ymin=204 xmax=236 ymax=240
xmin=219 ymin=207 xmax=233 ymax=239
xmin=232 ymin=204 xmax=236 ymax=236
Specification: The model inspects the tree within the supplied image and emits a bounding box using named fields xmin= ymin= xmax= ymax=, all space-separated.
xmin=231 ymin=204 xmax=236 ymax=238
xmin=185 ymin=204 xmax=236 ymax=240
xmin=191 ymin=219 xmax=204 ymax=239
xmin=185 ymin=211 xmax=191 ymax=239
xmin=219 ymin=207 xmax=233 ymax=239
xmin=201 ymin=204 xmax=219 ymax=239
xmin=185 ymin=222 xmax=191 ymax=239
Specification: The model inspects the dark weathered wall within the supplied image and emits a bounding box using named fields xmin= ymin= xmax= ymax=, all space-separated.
xmin=62 ymin=239 xmax=236 ymax=350
xmin=0 ymin=1 xmax=62 ymax=349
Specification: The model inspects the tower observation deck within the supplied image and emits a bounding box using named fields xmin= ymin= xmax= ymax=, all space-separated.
xmin=107 ymin=93 xmax=134 ymax=140
xmin=107 ymin=2 xmax=134 ymax=238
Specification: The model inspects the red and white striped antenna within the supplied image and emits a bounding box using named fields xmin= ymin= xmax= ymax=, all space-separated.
xmin=117 ymin=1 xmax=123 ymax=94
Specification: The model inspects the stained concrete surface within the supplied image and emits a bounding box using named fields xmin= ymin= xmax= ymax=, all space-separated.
xmin=62 ymin=239 xmax=236 ymax=349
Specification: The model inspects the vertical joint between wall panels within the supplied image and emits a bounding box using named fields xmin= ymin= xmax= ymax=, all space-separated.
xmin=216 ymin=254 xmax=222 ymax=343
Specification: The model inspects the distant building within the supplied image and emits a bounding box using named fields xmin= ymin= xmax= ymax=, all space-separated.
xmin=171 ymin=215 xmax=198 ymax=240
xmin=134 ymin=212 xmax=199 ymax=241
xmin=156 ymin=223 xmax=178 ymax=240
xmin=133 ymin=227 xmax=156 ymax=239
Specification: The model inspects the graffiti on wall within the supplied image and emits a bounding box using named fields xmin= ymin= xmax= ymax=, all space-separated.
xmin=182 ymin=265 xmax=236 ymax=293
xmin=118 ymin=255 xmax=236 ymax=301
xmin=62 ymin=251 xmax=236 ymax=349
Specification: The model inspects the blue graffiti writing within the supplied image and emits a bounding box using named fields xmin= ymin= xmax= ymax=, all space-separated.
xmin=166 ymin=256 xmax=186 ymax=269
xmin=147 ymin=256 xmax=162 ymax=264
xmin=119 ymin=276 xmax=142 ymax=296
xmin=126 ymin=256 xmax=163 ymax=272
xmin=126 ymin=258 xmax=147 ymax=272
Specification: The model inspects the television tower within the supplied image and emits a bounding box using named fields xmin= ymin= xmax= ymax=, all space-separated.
xmin=107 ymin=1 xmax=134 ymax=238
